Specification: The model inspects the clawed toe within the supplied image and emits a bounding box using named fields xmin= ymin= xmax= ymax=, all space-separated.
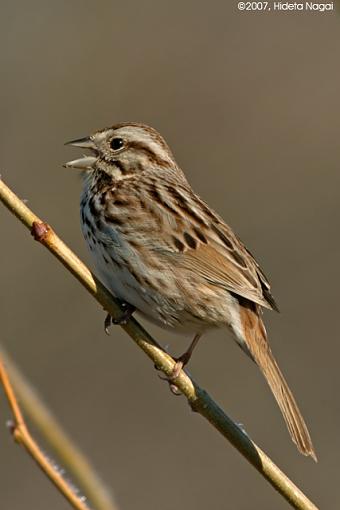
xmin=168 ymin=382 xmax=182 ymax=396
xmin=158 ymin=374 xmax=183 ymax=396
xmin=170 ymin=360 xmax=184 ymax=380
xmin=157 ymin=360 xmax=185 ymax=395
xmin=155 ymin=333 xmax=202 ymax=396
xmin=104 ymin=313 xmax=112 ymax=335
xmin=157 ymin=360 xmax=184 ymax=381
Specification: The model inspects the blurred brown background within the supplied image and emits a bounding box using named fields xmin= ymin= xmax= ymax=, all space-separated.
xmin=1 ymin=2 xmax=339 ymax=509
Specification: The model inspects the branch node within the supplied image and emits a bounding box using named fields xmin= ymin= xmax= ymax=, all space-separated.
xmin=31 ymin=221 xmax=51 ymax=242
xmin=6 ymin=420 xmax=23 ymax=443
xmin=6 ymin=419 xmax=16 ymax=435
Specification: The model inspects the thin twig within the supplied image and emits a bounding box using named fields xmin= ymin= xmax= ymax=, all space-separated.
xmin=0 ymin=178 xmax=319 ymax=510
xmin=0 ymin=356 xmax=91 ymax=510
xmin=0 ymin=348 xmax=118 ymax=510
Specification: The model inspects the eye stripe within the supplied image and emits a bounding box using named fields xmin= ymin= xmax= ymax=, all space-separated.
xmin=128 ymin=141 xmax=170 ymax=167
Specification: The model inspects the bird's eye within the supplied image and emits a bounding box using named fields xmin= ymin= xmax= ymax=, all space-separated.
xmin=110 ymin=138 xmax=124 ymax=151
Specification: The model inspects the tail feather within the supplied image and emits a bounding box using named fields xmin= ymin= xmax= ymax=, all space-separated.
xmin=237 ymin=298 xmax=317 ymax=461
xmin=259 ymin=348 xmax=317 ymax=461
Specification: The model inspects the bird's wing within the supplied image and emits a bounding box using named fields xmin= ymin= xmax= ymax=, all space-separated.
xmin=151 ymin=190 xmax=278 ymax=311
xmin=182 ymin=223 xmax=278 ymax=310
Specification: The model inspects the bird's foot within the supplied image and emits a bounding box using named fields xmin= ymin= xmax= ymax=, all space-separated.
xmin=158 ymin=352 xmax=192 ymax=395
xmin=104 ymin=302 xmax=135 ymax=334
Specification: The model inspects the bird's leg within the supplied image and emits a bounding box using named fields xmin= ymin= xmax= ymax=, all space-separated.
xmin=170 ymin=333 xmax=202 ymax=379
xmin=104 ymin=301 xmax=136 ymax=334
xmin=159 ymin=333 xmax=202 ymax=395
xmin=156 ymin=333 xmax=202 ymax=381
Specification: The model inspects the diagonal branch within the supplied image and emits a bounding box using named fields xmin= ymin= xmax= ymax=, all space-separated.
xmin=0 ymin=178 xmax=319 ymax=510
xmin=0 ymin=355 xmax=92 ymax=510
xmin=0 ymin=348 xmax=118 ymax=510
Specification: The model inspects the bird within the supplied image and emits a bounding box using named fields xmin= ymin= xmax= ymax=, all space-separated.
xmin=65 ymin=122 xmax=316 ymax=460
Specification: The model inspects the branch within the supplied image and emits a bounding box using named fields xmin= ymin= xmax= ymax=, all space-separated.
xmin=0 ymin=348 xmax=118 ymax=510
xmin=0 ymin=355 xmax=92 ymax=510
xmin=0 ymin=178 xmax=319 ymax=510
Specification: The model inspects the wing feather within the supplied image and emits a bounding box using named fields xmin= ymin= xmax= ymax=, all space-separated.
xmin=174 ymin=223 xmax=278 ymax=310
xmin=152 ymin=192 xmax=278 ymax=311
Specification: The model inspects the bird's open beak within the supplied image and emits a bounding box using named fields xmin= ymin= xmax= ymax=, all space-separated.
xmin=64 ymin=136 xmax=97 ymax=170
xmin=65 ymin=136 xmax=96 ymax=149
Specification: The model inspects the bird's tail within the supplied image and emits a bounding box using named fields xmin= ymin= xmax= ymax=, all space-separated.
xmin=237 ymin=300 xmax=317 ymax=461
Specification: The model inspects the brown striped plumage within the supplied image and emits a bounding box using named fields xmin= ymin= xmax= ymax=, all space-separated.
xmin=66 ymin=122 xmax=316 ymax=460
